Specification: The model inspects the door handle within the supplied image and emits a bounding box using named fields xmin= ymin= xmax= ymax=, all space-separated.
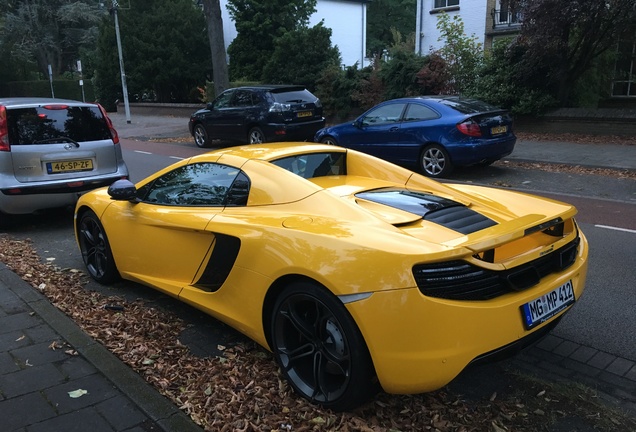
xmin=389 ymin=127 xmax=399 ymax=132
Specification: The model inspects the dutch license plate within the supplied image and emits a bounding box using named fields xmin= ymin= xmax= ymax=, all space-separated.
xmin=297 ymin=111 xmax=312 ymax=118
xmin=521 ymin=280 xmax=575 ymax=329
xmin=491 ymin=125 xmax=507 ymax=135
xmin=47 ymin=159 xmax=93 ymax=174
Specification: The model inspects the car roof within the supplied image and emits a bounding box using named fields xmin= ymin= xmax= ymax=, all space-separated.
xmin=231 ymin=85 xmax=307 ymax=93
xmin=383 ymin=95 xmax=505 ymax=112
xmin=0 ymin=97 xmax=96 ymax=108
xmin=192 ymin=143 xmax=344 ymax=164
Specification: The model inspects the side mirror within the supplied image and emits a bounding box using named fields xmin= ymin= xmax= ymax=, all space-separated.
xmin=108 ymin=179 xmax=138 ymax=202
xmin=206 ymin=102 xmax=214 ymax=110
xmin=353 ymin=118 xmax=363 ymax=128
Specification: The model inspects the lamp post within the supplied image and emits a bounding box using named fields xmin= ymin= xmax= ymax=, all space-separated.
xmin=111 ymin=1 xmax=131 ymax=123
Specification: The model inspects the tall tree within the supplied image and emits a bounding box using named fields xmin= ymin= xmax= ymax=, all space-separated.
xmin=512 ymin=0 xmax=636 ymax=105
xmin=94 ymin=0 xmax=211 ymax=107
xmin=201 ymin=0 xmax=229 ymax=96
xmin=1 ymin=0 xmax=101 ymax=77
xmin=226 ymin=0 xmax=317 ymax=81
xmin=261 ymin=22 xmax=340 ymax=90
xmin=366 ymin=0 xmax=416 ymax=57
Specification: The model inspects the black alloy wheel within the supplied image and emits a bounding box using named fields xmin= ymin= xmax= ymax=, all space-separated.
xmin=193 ymin=124 xmax=211 ymax=148
xmin=421 ymin=144 xmax=452 ymax=177
xmin=78 ymin=210 xmax=120 ymax=284
xmin=248 ymin=127 xmax=265 ymax=144
xmin=270 ymin=282 xmax=375 ymax=411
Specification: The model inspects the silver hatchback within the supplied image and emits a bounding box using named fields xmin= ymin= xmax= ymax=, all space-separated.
xmin=0 ymin=97 xmax=129 ymax=215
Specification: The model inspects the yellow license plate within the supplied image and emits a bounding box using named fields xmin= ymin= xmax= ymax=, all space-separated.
xmin=297 ymin=111 xmax=312 ymax=118
xmin=491 ymin=125 xmax=508 ymax=135
xmin=47 ymin=159 xmax=94 ymax=174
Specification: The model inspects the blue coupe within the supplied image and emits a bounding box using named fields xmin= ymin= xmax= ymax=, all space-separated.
xmin=314 ymin=96 xmax=516 ymax=177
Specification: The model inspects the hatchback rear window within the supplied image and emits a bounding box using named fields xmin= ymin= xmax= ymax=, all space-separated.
xmin=6 ymin=106 xmax=111 ymax=145
xmin=271 ymin=90 xmax=316 ymax=103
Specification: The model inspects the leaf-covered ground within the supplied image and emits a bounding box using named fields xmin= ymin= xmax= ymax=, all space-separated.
xmin=1 ymin=236 xmax=635 ymax=431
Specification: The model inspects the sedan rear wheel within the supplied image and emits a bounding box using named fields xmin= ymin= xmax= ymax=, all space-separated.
xmin=421 ymin=144 xmax=452 ymax=178
xmin=78 ymin=210 xmax=120 ymax=284
xmin=248 ymin=127 xmax=265 ymax=144
xmin=270 ymin=281 xmax=376 ymax=411
xmin=193 ymin=124 xmax=211 ymax=148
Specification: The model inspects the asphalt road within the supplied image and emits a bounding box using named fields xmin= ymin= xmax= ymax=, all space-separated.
xmin=4 ymin=137 xmax=636 ymax=364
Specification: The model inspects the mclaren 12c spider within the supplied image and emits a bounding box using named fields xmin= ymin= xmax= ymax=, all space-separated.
xmin=74 ymin=143 xmax=588 ymax=411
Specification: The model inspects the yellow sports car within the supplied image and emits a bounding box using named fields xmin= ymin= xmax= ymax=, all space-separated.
xmin=74 ymin=143 xmax=588 ymax=411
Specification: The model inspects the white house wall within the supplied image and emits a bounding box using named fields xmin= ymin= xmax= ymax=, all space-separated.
xmin=415 ymin=0 xmax=488 ymax=55
xmin=219 ymin=0 xmax=368 ymax=68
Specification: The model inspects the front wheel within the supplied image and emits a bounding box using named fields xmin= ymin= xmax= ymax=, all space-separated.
xmin=193 ymin=124 xmax=211 ymax=148
xmin=320 ymin=136 xmax=338 ymax=146
xmin=270 ymin=281 xmax=376 ymax=411
xmin=77 ymin=210 xmax=120 ymax=284
xmin=420 ymin=144 xmax=452 ymax=178
xmin=248 ymin=127 xmax=265 ymax=144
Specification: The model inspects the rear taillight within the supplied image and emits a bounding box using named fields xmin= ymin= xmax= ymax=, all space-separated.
xmin=0 ymin=105 xmax=9 ymax=152
xmin=269 ymin=102 xmax=292 ymax=113
xmin=457 ymin=119 xmax=482 ymax=137
xmin=98 ymin=103 xmax=120 ymax=144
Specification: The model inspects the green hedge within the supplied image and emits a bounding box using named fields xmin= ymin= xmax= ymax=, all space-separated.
xmin=0 ymin=80 xmax=96 ymax=102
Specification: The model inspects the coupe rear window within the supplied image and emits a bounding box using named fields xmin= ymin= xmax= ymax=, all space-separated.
xmin=6 ymin=106 xmax=111 ymax=145
xmin=437 ymin=98 xmax=504 ymax=115
xmin=272 ymin=152 xmax=346 ymax=179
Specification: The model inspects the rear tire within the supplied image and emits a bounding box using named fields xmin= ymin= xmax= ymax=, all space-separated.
xmin=269 ymin=281 xmax=376 ymax=411
xmin=248 ymin=127 xmax=265 ymax=144
xmin=193 ymin=124 xmax=211 ymax=148
xmin=77 ymin=210 xmax=120 ymax=284
xmin=420 ymin=144 xmax=452 ymax=178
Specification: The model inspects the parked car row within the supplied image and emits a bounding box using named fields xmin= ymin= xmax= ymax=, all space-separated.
xmin=189 ymin=87 xmax=517 ymax=178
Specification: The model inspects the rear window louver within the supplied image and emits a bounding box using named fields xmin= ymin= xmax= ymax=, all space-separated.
xmin=424 ymin=206 xmax=496 ymax=234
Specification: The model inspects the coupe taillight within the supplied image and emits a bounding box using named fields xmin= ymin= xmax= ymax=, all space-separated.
xmin=457 ymin=119 xmax=482 ymax=137
xmin=0 ymin=105 xmax=9 ymax=152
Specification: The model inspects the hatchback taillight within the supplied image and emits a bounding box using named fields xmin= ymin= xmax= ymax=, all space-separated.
xmin=0 ymin=105 xmax=9 ymax=152
xmin=269 ymin=102 xmax=292 ymax=113
xmin=457 ymin=119 xmax=482 ymax=137
xmin=98 ymin=103 xmax=120 ymax=144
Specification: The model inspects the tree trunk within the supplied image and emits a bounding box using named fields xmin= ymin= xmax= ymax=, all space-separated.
xmin=201 ymin=0 xmax=230 ymax=99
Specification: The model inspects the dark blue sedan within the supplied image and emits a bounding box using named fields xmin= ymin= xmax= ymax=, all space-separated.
xmin=314 ymin=96 xmax=516 ymax=177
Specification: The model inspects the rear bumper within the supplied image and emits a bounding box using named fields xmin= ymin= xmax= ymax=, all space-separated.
xmin=449 ymin=136 xmax=517 ymax=166
xmin=263 ymin=118 xmax=326 ymax=142
xmin=345 ymin=231 xmax=588 ymax=394
xmin=0 ymin=172 xmax=128 ymax=214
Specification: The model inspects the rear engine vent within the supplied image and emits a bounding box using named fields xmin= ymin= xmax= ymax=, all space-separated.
xmin=413 ymin=236 xmax=580 ymax=301
xmin=424 ymin=206 xmax=496 ymax=234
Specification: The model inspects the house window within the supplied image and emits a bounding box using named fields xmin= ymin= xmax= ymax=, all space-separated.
xmin=612 ymin=32 xmax=636 ymax=97
xmin=434 ymin=0 xmax=459 ymax=9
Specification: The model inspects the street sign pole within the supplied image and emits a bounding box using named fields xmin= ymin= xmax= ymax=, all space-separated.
xmin=77 ymin=60 xmax=86 ymax=102
xmin=48 ymin=64 xmax=55 ymax=98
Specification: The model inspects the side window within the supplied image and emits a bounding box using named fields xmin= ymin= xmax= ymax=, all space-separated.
xmin=404 ymin=104 xmax=440 ymax=122
xmin=140 ymin=163 xmax=247 ymax=206
xmin=232 ymin=90 xmax=254 ymax=107
xmin=213 ymin=91 xmax=234 ymax=109
xmin=361 ymin=103 xmax=406 ymax=126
